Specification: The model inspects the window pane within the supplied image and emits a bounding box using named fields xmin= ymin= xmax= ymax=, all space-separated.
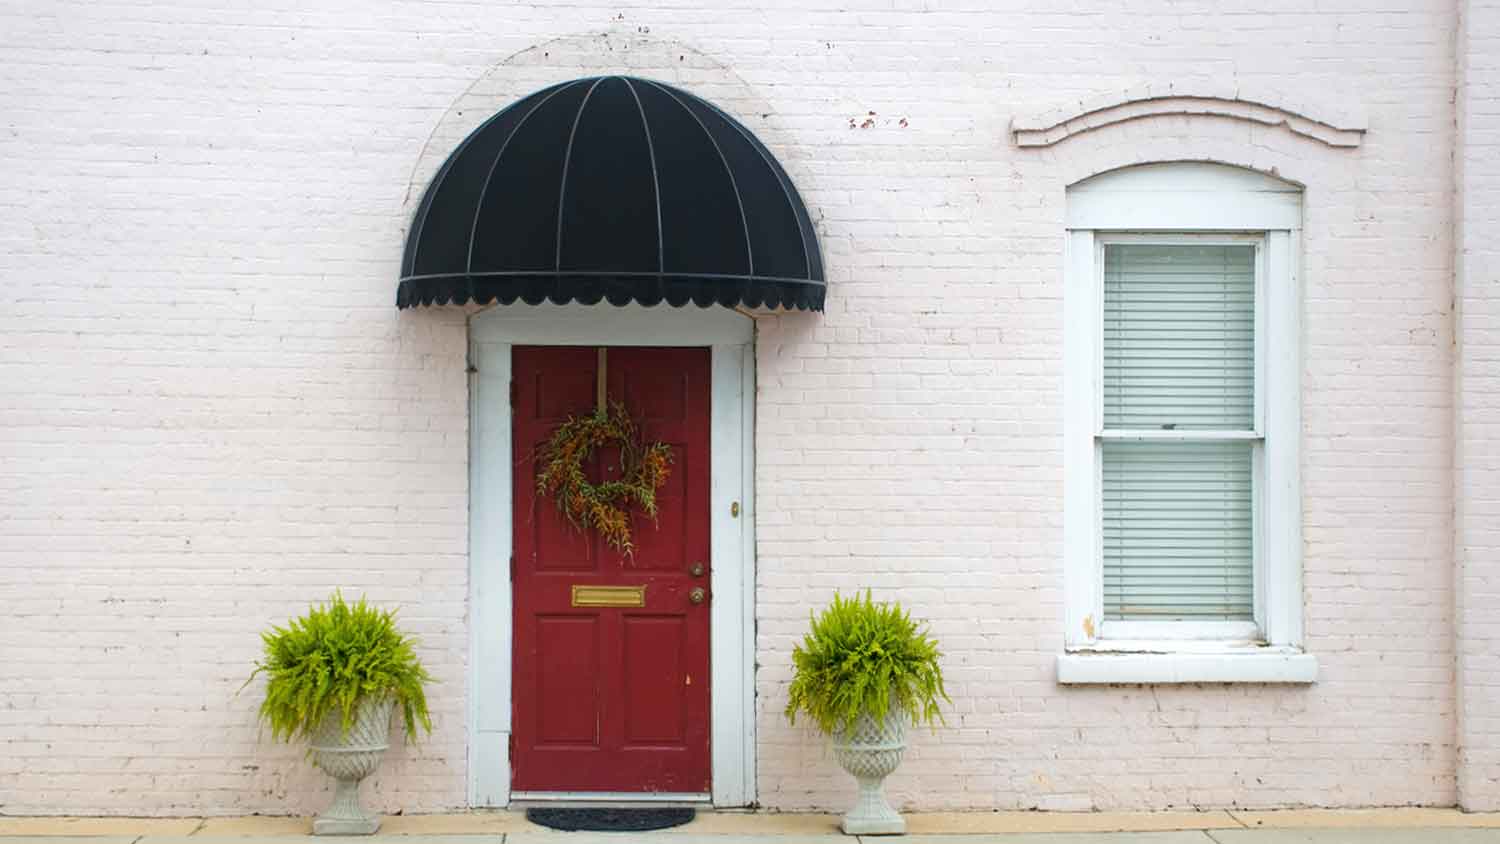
xmin=1103 ymin=440 xmax=1254 ymax=621
xmin=1103 ymin=244 xmax=1255 ymax=431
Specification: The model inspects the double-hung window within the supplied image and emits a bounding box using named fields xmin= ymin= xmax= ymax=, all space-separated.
xmin=1059 ymin=163 xmax=1315 ymax=684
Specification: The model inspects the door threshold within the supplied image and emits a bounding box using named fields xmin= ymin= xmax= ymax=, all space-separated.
xmin=510 ymin=791 xmax=711 ymax=809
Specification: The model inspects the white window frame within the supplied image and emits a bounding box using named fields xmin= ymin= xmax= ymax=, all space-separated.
xmin=1094 ymin=231 xmax=1265 ymax=645
xmin=1058 ymin=163 xmax=1315 ymax=684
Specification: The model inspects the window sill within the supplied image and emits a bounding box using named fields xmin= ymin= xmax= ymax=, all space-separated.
xmin=1056 ymin=645 xmax=1317 ymax=685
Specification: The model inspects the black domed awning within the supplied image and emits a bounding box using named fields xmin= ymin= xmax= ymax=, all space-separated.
xmin=398 ymin=76 xmax=824 ymax=311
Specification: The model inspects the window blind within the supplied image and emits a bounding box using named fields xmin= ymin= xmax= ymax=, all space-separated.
xmin=1102 ymin=440 xmax=1254 ymax=620
xmin=1101 ymin=243 xmax=1257 ymax=622
xmin=1103 ymin=245 xmax=1255 ymax=431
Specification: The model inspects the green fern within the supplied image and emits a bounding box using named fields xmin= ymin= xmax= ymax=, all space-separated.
xmin=785 ymin=590 xmax=950 ymax=735
xmin=246 ymin=591 xmax=433 ymax=743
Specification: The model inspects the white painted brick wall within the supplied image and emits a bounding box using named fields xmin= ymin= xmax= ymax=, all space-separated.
xmin=0 ymin=0 xmax=1475 ymax=816
xmin=1457 ymin=0 xmax=1500 ymax=814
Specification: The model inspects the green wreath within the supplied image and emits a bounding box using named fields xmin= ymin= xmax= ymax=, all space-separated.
xmin=535 ymin=401 xmax=674 ymax=555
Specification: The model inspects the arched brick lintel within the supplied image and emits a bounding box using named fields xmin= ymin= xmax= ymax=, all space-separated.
xmin=1014 ymin=84 xmax=1367 ymax=149
xmin=1042 ymin=114 xmax=1364 ymax=200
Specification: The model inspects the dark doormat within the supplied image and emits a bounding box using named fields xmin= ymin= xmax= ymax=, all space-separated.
xmin=525 ymin=807 xmax=696 ymax=832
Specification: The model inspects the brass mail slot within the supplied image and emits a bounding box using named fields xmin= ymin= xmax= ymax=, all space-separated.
xmin=571 ymin=584 xmax=646 ymax=608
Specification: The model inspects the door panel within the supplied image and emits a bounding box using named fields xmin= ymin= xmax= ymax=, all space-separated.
xmin=622 ymin=616 xmax=688 ymax=744
xmin=511 ymin=345 xmax=711 ymax=794
xmin=534 ymin=615 xmax=600 ymax=745
xmin=529 ymin=453 xmax=598 ymax=572
xmin=621 ymin=367 xmax=690 ymax=422
xmin=532 ymin=366 xmax=599 ymax=420
xmin=626 ymin=454 xmax=688 ymax=571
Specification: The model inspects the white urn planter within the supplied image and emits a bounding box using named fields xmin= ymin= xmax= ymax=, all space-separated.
xmin=831 ymin=709 xmax=908 ymax=835
xmin=308 ymin=696 xmax=395 ymax=836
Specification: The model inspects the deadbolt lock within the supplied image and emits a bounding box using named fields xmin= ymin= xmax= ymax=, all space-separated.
xmin=688 ymin=587 xmax=706 ymax=605
xmin=690 ymin=562 xmax=705 ymax=577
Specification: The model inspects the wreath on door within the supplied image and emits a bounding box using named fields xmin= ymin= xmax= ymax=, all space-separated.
xmin=535 ymin=401 xmax=674 ymax=555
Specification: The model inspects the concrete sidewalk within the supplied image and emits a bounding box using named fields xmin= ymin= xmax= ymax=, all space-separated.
xmin=3 ymin=809 xmax=1500 ymax=844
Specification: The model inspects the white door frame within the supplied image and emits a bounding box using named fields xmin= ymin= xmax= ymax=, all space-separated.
xmin=467 ymin=303 xmax=756 ymax=808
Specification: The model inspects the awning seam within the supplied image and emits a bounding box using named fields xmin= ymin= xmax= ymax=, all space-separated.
xmin=554 ymin=78 xmax=607 ymax=272
xmin=620 ymin=78 xmax=665 ymax=277
xmin=642 ymin=78 xmax=755 ymax=278
xmin=464 ymin=80 xmax=579 ymax=276
xmin=695 ymin=95 xmax=814 ymax=281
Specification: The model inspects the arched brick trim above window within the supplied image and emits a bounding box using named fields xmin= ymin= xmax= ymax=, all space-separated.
xmin=1012 ymin=83 xmax=1367 ymax=149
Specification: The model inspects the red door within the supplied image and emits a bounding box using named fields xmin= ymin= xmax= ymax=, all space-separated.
xmin=511 ymin=346 xmax=712 ymax=793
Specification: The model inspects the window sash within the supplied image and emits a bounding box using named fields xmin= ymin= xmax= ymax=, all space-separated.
xmin=1101 ymin=242 xmax=1257 ymax=432
xmin=1093 ymin=234 xmax=1267 ymax=440
xmin=1100 ymin=438 xmax=1256 ymax=622
xmin=1094 ymin=234 xmax=1268 ymax=636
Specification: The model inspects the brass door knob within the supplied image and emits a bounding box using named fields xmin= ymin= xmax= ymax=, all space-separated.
xmin=688 ymin=587 xmax=706 ymax=605
xmin=689 ymin=563 xmax=705 ymax=577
